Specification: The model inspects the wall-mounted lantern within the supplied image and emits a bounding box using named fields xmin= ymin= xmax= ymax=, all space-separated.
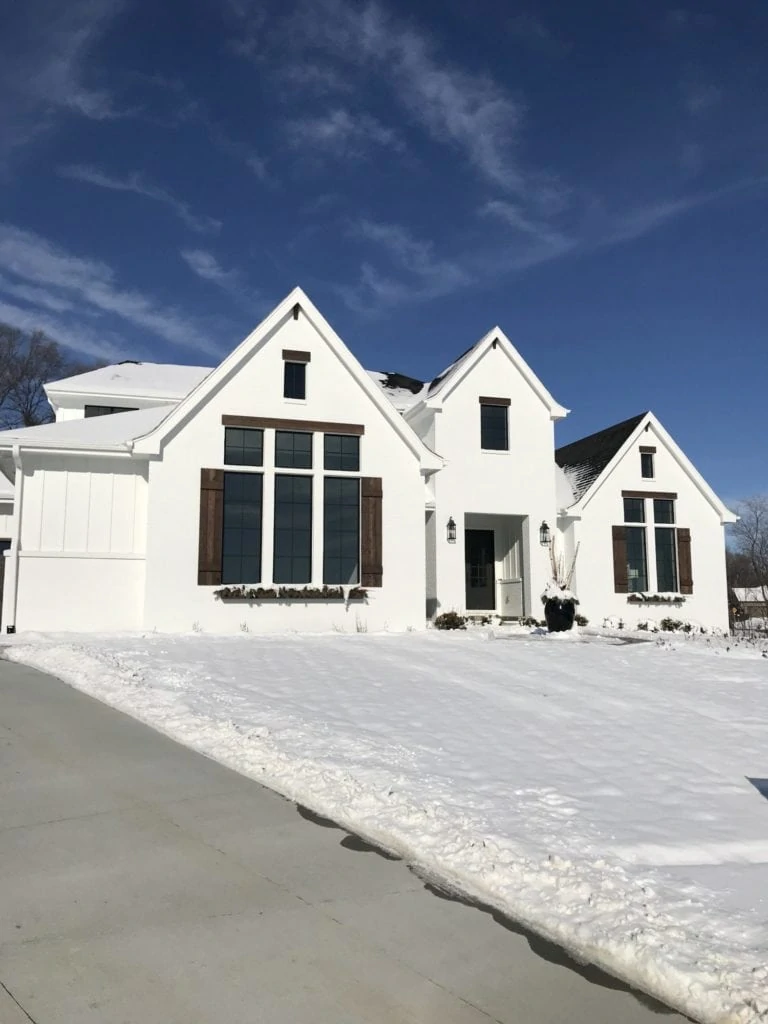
xmin=447 ymin=517 xmax=457 ymax=543
xmin=539 ymin=521 xmax=551 ymax=546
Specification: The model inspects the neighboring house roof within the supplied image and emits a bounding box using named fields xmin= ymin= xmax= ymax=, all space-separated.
xmin=45 ymin=362 xmax=213 ymax=403
xmin=555 ymin=413 xmax=647 ymax=503
xmin=0 ymin=406 xmax=174 ymax=452
xmin=733 ymin=587 xmax=768 ymax=603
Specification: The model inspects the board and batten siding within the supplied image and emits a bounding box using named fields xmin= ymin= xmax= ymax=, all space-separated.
xmin=11 ymin=455 xmax=148 ymax=631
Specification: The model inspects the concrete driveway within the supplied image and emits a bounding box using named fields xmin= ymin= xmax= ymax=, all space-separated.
xmin=0 ymin=659 xmax=685 ymax=1024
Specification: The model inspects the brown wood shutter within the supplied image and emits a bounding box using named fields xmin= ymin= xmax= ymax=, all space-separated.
xmin=677 ymin=528 xmax=693 ymax=594
xmin=361 ymin=477 xmax=383 ymax=587
xmin=612 ymin=525 xmax=628 ymax=593
xmin=198 ymin=469 xmax=224 ymax=585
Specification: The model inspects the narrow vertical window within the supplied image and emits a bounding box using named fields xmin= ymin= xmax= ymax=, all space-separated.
xmin=654 ymin=499 xmax=678 ymax=591
xmin=641 ymin=452 xmax=654 ymax=478
xmin=284 ymin=362 xmax=306 ymax=399
xmin=222 ymin=472 xmax=263 ymax=584
xmin=480 ymin=403 xmax=509 ymax=450
xmin=623 ymin=497 xmax=647 ymax=592
xmin=323 ymin=478 xmax=360 ymax=584
xmin=274 ymin=475 xmax=312 ymax=583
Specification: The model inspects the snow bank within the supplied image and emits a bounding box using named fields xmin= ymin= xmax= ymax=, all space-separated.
xmin=4 ymin=630 xmax=768 ymax=1023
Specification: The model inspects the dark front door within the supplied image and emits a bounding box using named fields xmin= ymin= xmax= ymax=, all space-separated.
xmin=465 ymin=529 xmax=495 ymax=610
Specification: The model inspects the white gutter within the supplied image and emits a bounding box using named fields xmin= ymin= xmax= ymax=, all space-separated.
xmin=6 ymin=445 xmax=23 ymax=633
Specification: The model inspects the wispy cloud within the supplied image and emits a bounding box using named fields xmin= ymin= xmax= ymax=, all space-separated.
xmin=1 ymin=0 xmax=125 ymax=161
xmin=480 ymin=200 xmax=576 ymax=267
xmin=59 ymin=165 xmax=221 ymax=234
xmin=0 ymin=298 xmax=125 ymax=361
xmin=285 ymin=108 xmax=404 ymax=160
xmin=680 ymin=79 xmax=722 ymax=116
xmin=180 ymin=249 xmax=265 ymax=313
xmin=0 ymin=224 xmax=224 ymax=359
xmin=340 ymin=219 xmax=470 ymax=313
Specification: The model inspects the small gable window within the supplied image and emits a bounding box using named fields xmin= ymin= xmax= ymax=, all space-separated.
xmin=284 ymin=362 xmax=306 ymax=399
xmin=224 ymin=427 xmax=263 ymax=467
xmin=480 ymin=399 xmax=509 ymax=451
xmin=275 ymin=430 xmax=312 ymax=469
xmin=324 ymin=434 xmax=360 ymax=472
xmin=640 ymin=447 xmax=655 ymax=479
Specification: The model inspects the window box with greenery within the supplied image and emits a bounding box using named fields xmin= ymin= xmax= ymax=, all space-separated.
xmin=214 ymin=585 xmax=367 ymax=601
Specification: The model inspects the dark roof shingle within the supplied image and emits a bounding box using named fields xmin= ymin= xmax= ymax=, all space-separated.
xmin=555 ymin=412 xmax=648 ymax=503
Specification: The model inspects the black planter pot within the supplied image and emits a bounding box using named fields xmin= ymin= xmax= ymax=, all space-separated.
xmin=543 ymin=597 xmax=576 ymax=632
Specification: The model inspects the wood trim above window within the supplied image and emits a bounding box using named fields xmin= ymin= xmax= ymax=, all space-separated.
xmin=639 ymin=445 xmax=657 ymax=454
xmin=478 ymin=396 xmax=511 ymax=407
xmin=622 ymin=490 xmax=677 ymax=500
xmin=222 ymin=415 xmax=364 ymax=435
xmin=282 ymin=349 xmax=311 ymax=363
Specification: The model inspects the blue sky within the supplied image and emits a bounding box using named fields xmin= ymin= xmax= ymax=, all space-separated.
xmin=1 ymin=0 xmax=766 ymax=499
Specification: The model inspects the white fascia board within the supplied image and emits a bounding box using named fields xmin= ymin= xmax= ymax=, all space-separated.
xmin=132 ymin=286 xmax=441 ymax=471
xmin=45 ymin=387 xmax=183 ymax=407
xmin=572 ymin=413 xmax=737 ymax=525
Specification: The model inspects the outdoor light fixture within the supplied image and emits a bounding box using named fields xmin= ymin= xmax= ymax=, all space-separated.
xmin=539 ymin=521 xmax=551 ymax=546
xmin=447 ymin=517 xmax=457 ymax=543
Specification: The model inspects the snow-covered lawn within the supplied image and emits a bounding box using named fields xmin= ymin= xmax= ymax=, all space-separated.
xmin=4 ymin=628 xmax=768 ymax=1023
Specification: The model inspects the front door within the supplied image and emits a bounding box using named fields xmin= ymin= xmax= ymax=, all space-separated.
xmin=465 ymin=529 xmax=495 ymax=610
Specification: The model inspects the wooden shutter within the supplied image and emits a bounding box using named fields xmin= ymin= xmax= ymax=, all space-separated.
xmin=198 ymin=468 xmax=224 ymax=585
xmin=361 ymin=477 xmax=383 ymax=587
xmin=677 ymin=528 xmax=693 ymax=594
xmin=612 ymin=525 xmax=628 ymax=593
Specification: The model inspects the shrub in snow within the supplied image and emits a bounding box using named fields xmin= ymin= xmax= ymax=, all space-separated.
xmin=434 ymin=611 xmax=467 ymax=630
xmin=575 ymin=614 xmax=589 ymax=627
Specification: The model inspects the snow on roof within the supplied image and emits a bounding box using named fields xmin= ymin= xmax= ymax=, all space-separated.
xmin=555 ymin=463 xmax=575 ymax=510
xmin=46 ymin=361 xmax=213 ymax=401
xmin=0 ymin=405 xmax=174 ymax=451
xmin=733 ymin=587 xmax=768 ymax=603
xmin=555 ymin=413 xmax=648 ymax=503
xmin=366 ymin=370 xmax=428 ymax=412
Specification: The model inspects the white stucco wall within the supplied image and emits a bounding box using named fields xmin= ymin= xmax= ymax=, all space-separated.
xmin=10 ymin=455 xmax=147 ymax=631
xmin=564 ymin=422 xmax=730 ymax=630
xmin=142 ymin=310 xmax=426 ymax=633
xmin=425 ymin=345 xmax=559 ymax=617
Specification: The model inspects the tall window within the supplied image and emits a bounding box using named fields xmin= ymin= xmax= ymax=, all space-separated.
xmin=222 ymin=473 xmax=263 ymax=584
xmin=324 ymin=434 xmax=360 ymax=471
xmin=275 ymin=430 xmax=312 ymax=469
xmin=654 ymin=499 xmax=678 ymax=592
xmin=224 ymin=427 xmax=263 ymax=466
xmin=641 ymin=452 xmax=654 ymax=478
xmin=274 ymin=475 xmax=312 ymax=583
xmin=623 ymin=497 xmax=647 ymax=592
xmin=480 ymin=404 xmax=508 ymax=450
xmin=284 ymin=362 xmax=306 ymax=399
xmin=323 ymin=478 xmax=360 ymax=584
xmin=84 ymin=405 xmax=138 ymax=418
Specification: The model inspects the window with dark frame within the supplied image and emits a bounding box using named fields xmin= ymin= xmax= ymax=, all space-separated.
xmin=623 ymin=497 xmax=645 ymax=523
xmin=324 ymin=433 xmax=360 ymax=472
xmin=222 ymin=472 xmax=263 ymax=584
xmin=284 ymin=361 xmax=306 ymax=399
xmin=480 ymin=404 xmax=508 ymax=450
xmin=641 ymin=452 xmax=655 ymax=478
xmin=623 ymin=497 xmax=647 ymax=592
xmin=275 ymin=430 xmax=312 ymax=469
xmin=84 ymin=405 xmax=138 ymax=418
xmin=654 ymin=498 xmax=678 ymax=591
xmin=273 ymin=475 xmax=312 ymax=583
xmin=323 ymin=477 xmax=360 ymax=585
xmin=224 ymin=426 xmax=263 ymax=467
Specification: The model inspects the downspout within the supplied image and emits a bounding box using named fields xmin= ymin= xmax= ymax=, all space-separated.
xmin=6 ymin=445 xmax=24 ymax=632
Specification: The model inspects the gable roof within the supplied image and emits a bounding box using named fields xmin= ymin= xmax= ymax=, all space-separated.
xmin=366 ymin=371 xmax=428 ymax=412
xmin=733 ymin=587 xmax=768 ymax=604
xmin=45 ymin=362 xmax=213 ymax=403
xmin=556 ymin=410 xmax=737 ymax=525
xmin=0 ymin=406 xmax=174 ymax=453
xmin=132 ymin=287 xmax=442 ymax=471
xmin=406 ymin=328 xmax=568 ymax=421
xmin=555 ymin=413 xmax=647 ymax=503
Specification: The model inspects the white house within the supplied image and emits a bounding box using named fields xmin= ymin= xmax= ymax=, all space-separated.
xmin=0 ymin=287 xmax=736 ymax=634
